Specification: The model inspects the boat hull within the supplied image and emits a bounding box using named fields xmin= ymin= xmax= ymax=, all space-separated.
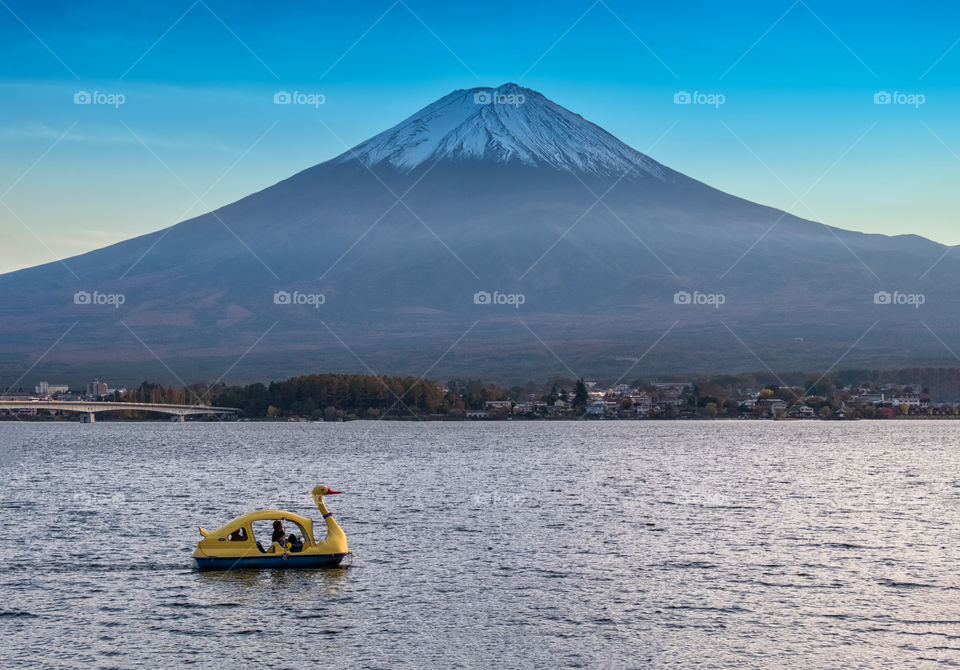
xmin=194 ymin=552 xmax=348 ymax=571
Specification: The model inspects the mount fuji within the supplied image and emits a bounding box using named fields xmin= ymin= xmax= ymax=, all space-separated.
xmin=1 ymin=83 xmax=957 ymax=385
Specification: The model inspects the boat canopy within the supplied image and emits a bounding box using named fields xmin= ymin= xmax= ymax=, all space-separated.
xmin=199 ymin=509 xmax=316 ymax=546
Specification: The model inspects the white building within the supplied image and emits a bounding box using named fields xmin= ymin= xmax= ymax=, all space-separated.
xmin=86 ymin=379 xmax=108 ymax=397
xmin=35 ymin=382 xmax=69 ymax=396
xmin=891 ymin=393 xmax=923 ymax=408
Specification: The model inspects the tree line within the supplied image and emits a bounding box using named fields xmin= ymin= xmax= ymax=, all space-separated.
xmin=211 ymin=374 xmax=450 ymax=420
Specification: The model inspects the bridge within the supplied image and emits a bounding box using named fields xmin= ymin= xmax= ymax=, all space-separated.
xmin=0 ymin=400 xmax=240 ymax=423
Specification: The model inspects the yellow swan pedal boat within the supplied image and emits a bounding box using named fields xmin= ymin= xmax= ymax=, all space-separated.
xmin=193 ymin=485 xmax=349 ymax=571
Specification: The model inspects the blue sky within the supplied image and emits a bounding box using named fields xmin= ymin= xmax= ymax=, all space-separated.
xmin=2 ymin=0 xmax=958 ymax=272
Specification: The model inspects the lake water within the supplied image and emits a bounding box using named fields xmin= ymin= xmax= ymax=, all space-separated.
xmin=2 ymin=420 xmax=960 ymax=668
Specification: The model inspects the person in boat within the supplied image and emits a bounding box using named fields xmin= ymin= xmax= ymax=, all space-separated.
xmin=228 ymin=528 xmax=247 ymax=541
xmin=271 ymin=520 xmax=285 ymax=545
xmin=286 ymin=533 xmax=303 ymax=552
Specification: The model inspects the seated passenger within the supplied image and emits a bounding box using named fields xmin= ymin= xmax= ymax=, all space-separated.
xmin=228 ymin=528 xmax=247 ymax=541
xmin=271 ymin=520 xmax=285 ymax=544
xmin=287 ymin=533 xmax=303 ymax=552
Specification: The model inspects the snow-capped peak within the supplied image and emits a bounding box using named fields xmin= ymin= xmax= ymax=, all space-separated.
xmin=333 ymin=83 xmax=665 ymax=178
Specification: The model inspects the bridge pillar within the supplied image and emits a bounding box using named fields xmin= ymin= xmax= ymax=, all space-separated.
xmin=82 ymin=413 xmax=96 ymax=423
xmin=171 ymin=415 xmax=185 ymax=422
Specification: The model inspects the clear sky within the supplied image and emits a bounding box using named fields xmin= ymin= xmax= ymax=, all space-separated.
xmin=2 ymin=0 xmax=958 ymax=273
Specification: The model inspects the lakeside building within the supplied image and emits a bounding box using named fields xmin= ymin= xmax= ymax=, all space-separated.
xmin=756 ymin=399 xmax=787 ymax=417
xmin=86 ymin=379 xmax=108 ymax=398
xmin=586 ymin=401 xmax=605 ymax=415
xmin=35 ymin=382 xmax=70 ymax=396
xmin=890 ymin=393 xmax=925 ymax=408
xmin=788 ymin=405 xmax=816 ymax=419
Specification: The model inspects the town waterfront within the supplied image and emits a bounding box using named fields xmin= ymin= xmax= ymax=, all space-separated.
xmin=2 ymin=421 xmax=960 ymax=668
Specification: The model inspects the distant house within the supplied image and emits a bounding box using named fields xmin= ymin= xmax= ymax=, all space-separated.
xmin=633 ymin=405 xmax=652 ymax=418
xmin=891 ymin=393 xmax=924 ymax=408
xmin=513 ymin=402 xmax=547 ymax=415
xmin=756 ymin=398 xmax=786 ymax=417
xmin=465 ymin=410 xmax=489 ymax=419
xmin=484 ymin=400 xmax=511 ymax=410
